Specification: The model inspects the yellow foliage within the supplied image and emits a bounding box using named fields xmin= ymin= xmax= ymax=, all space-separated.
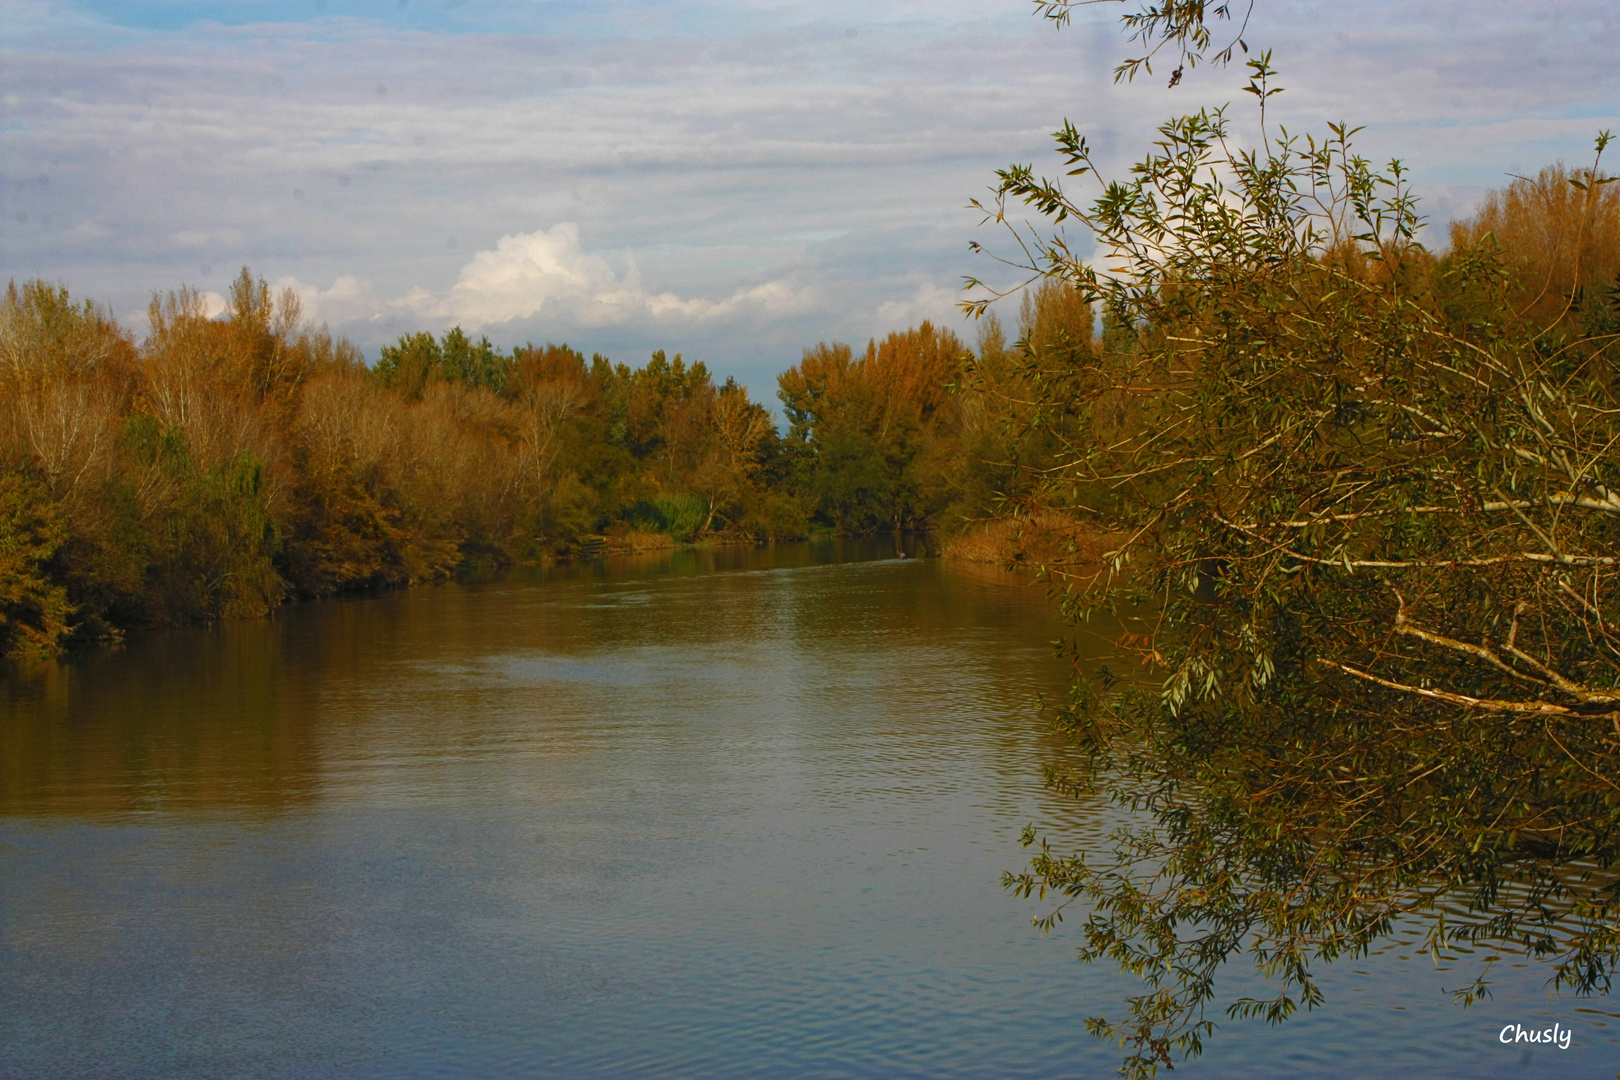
xmin=1450 ymin=162 xmax=1620 ymax=326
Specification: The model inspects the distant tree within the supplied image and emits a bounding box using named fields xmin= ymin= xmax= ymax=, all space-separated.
xmin=1449 ymin=162 xmax=1620 ymax=331
xmin=778 ymin=322 xmax=969 ymax=533
xmin=620 ymin=350 xmax=718 ymax=484
xmin=0 ymin=470 xmax=72 ymax=656
xmin=225 ymin=266 xmax=305 ymax=403
xmin=697 ymin=378 xmax=775 ymax=532
xmin=373 ymin=331 xmax=442 ymax=401
xmin=440 ymin=326 xmax=511 ymax=396
xmin=0 ymin=280 xmax=133 ymax=508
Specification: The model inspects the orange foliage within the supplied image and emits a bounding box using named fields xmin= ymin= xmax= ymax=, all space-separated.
xmin=1450 ymin=161 xmax=1620 ymax=326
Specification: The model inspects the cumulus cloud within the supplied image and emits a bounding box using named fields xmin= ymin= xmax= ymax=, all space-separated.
xmin=269 ymin=274 xmax=434 ymax=327
xmin=198 ymin=291 xmax=229 ymax=319
xmin=281 ymin=223 xmax=812 ymax=333
xmin=443 ymin=224 xmax=617 ymax=326
xmin=873 ymin=281 xmax=965 ymax=336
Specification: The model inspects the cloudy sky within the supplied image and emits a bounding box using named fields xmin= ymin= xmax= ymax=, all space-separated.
xmin=2 ymin=0 xmax=1618 ymax=395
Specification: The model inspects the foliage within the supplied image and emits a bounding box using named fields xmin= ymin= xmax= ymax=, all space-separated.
xmin=3 ymin=266 xmax=1008 ymax=650
xmin=975 ymin=55 xmax=1620 ymax=1078
xmin=949 ymin=282 xmax=1095 ymax=536
xmin=1032 ymin=0 xmax=1256 ymax=87
xmin=0 ymin=470 xmax=72 ymax=656
xmin=373 ymin=326 xmax=511 ymax=399
xmin=778 ymin=322 xmax=969 ymax=533
xmin=626 ymin=493 xmax=708 ymax=543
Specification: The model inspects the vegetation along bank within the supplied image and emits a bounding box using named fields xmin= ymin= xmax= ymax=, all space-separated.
xmin=0 ymin=156 xmax=1613 ymax=659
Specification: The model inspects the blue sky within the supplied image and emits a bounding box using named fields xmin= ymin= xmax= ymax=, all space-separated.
xmin=3 ymin=0 xmax=1618 ymax=396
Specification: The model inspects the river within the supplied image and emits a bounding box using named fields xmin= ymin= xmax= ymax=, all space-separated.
xmin=1 ymin=541 xmax=1611 ymax=1077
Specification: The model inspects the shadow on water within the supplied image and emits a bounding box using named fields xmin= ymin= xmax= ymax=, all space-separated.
xmin=0 ymin=617 xmax=319 ymax=817
xmin=0 ymin=539 xmax=953 ymax=819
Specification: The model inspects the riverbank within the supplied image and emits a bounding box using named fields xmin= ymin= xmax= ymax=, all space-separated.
xmin=940 ymin=512 xmax=1113 ymax=580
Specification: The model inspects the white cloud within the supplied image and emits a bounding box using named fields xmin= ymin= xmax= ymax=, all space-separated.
xmin=64 ymin=219 xmax=114 ymax=242
xmin=281 ymin=223 xmax=812 ymax=334
xmin=873 ymin=281 xmax=965 ymax=337
xmin=444 ymin=224 xmax=614 ymax=326
xmin=5 ymin=0 xmax=1619 ymax=376
xmin=270 ymin=274 xmax=434 ymax=326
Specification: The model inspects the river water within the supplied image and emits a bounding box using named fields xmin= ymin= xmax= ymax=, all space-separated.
xmin=1 ymin=541 xmax=1613 ymax=1078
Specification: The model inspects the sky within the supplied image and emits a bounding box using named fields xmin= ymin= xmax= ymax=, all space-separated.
xmin=2 ymin=0 xmax=1619 ymax=397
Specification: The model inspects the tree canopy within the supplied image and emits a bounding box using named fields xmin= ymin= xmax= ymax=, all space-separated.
xmin=976 ymin=47 xmax=1620 ymax=1076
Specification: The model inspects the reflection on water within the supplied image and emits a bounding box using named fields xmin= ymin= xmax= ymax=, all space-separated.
xmin=0 ymin=540 xmax=1613 ymax=1078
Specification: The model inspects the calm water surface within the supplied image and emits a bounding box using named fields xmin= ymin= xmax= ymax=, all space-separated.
xmin=1 ymin=541 xmax=1614 ymax=1078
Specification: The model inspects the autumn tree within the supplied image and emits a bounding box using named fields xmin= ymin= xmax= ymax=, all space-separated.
xmin=0 ymin=470 xmax=72 ymax=656
xmin=949 ymin=281 xmax=1096 ymax=534
xmin=778 ymin=321 xmax=969 ymax=533
xmin=977 ymin=52 xmax=1620 ymax=1076
xmin=695 ymin=377 xmax=776 ymax=533
xmin=0 ymin=270 xmax=810 ymax=650
xmin=1449 ymin=162 xmax=1620 ymax=331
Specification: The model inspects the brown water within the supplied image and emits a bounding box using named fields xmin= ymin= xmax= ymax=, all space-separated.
xmin=0 ymin=541 xmax=1612 ymax=1078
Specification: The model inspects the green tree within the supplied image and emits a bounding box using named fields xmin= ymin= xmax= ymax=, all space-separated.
xmin=440 ymin=326 xmax=512 ymax=395
xmin=778 ymin=324 xmax=968 ymax=533
xmin=0 ymin=470 xmax=73 ymax=656
xmin=373 ymin=331 xmax=442 ymax=400
xmin=374 ymin=325 xmax=513 ymax=400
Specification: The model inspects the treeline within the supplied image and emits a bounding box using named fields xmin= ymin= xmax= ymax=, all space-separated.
xmin=0 ymin=267 xmax=1095 ymax=655
xmin=8 ymin=157 xmax=1602 ymax=658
